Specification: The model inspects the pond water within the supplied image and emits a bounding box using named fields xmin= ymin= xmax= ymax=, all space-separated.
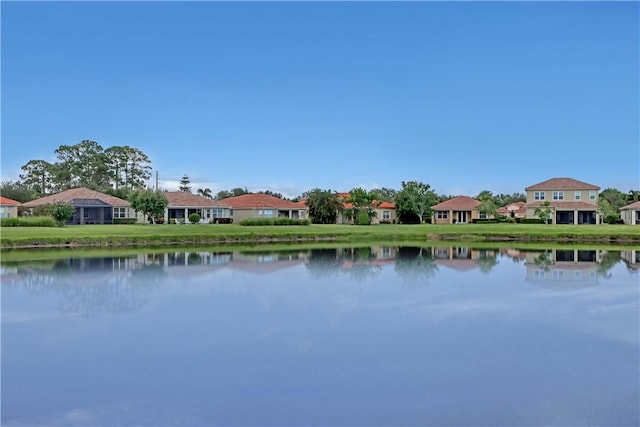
xmin=1 ymin=245 xmax=639 ymax=426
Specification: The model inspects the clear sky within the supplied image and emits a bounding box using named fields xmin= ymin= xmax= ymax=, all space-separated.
xmin=1 ymin=1 xmax=638 ymax=198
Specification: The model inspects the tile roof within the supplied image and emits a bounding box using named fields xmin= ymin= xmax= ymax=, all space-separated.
xmin=526 ymin=201 xmax=598 ymax=209
xmin=431 ymin=196 xmax=481 ymax=211
xmin=620 ymin=200 xmax=640 ymax=210
xmin=0 ymin=196 xmax=22 ymax=206
xmin=23 ymin=187 xmax=130 ymax=207
xmin=164 ymin=191 xmax=228 ymax=207
xmin=220 ymin=193 xmax=307 ymax=209
xmin=525 ymin=177 xmax=599 ymax=191
xmin=497 ymin=201 xmax=526 ymax=214
xmin=337 ymin=193 xmax=395 ymax=209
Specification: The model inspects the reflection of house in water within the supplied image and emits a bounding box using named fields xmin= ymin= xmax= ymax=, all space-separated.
xmin=229 ymin=251 xmax=308 ymax=274
xmin=432 ymin=247 xmax=498 ymax=272
xmin=620 ymin=250 xmax=640 ymax=271
xmin=524 ymin=249 xmax=601 ymax=289
xmin=337 ymin=246 xmax=397 ymax=269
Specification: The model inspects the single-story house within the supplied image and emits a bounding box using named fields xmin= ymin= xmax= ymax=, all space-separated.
xmin=524 ymin=177 xmax=600 ymax=224
xmin=163 ymin=191 xmax=231 ymax=223
xmin=335 ymin=193 xmax=397 ymax=224
xmin=219 ymin=193 xmax=309 ymax=222
xmin=431 ymin=196 xmax=482 ymax=224
xmin=497 ymin=201 xmax=526 ymax=219
xmin=619 ymin=200 xmax=640 ymax=225
xmin=0 ymin=196 xmax=22 ymax=218
xmin=22 ymin=187 xmax=139 ymax=225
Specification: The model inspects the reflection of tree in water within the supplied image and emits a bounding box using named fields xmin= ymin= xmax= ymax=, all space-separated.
xmin=596 ymin=251 xmax=621 ymax=279
xmin=306 ymin=248 xmax=345 ymax=279
xmin=475 ymin=252 xmax=499 ymax=273
xmin=533 ymin=251 xmax=553 ymax=271
xmin=6 ymin=256 xmax=165 ymax=316
xmin=394 ymin=246 xmax=438 ymax=287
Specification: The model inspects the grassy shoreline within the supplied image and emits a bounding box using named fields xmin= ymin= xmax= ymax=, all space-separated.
xmin=1 ymin=223 xmax=639 ymax=249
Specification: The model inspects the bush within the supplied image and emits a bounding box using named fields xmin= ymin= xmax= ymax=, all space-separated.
xmin=357 ymin=212 xmax=371 ymax=225
xmin=113 ymin=218 xmax=137 ymax=225
xmin=212 ymin=218 xmax=233 ymax=224
xmin=472 ymin=219 xmax=498 ymax=224
xmin=188 ymin=213 xmax=201 ymax=224
xmin=0 ymin=217 xmax=56 ymax=227
xmin=239 ymin=218 xmax=311 ymax=226
xmin=520 ymin=218 xmax=545 ymax=224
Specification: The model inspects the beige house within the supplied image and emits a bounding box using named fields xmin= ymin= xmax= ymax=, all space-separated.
xmin=22 ymin=187 xmax=139 ymax=225
xmin=336 ymin=193 xmax=397 ymax=224
xmin=431 ymin=196 xmax=481 ymax=224
xmin=0 ymin=196 xmax=22 ymax=219
xmin=524 ymin=249 xmax=602 ymax=289
xmin=219 ymin=193 xmax=309 ymax=222
xmin=525 ymin=177 xmax=600 ymax=224
xmin=163 ymin=191 xmax=231 ymax=223
xmin=619 ymin=200 xmax=640 ymax=225
xmin=497 ymin=201 xmax=526 ymax=219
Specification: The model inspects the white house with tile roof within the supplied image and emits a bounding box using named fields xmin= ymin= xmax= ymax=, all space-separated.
xmin=619 ymin=200 xmax=640 ymax=225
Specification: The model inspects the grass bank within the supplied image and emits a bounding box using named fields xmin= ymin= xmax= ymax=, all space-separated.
xmin=1 ymin=223 xmax=639 ymax=249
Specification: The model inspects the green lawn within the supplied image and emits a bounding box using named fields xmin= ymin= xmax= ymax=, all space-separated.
xmin=1 ymin=223 xmax=639 ymax=249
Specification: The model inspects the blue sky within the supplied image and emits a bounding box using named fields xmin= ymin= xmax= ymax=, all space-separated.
xmin=2 ymin=1 xmax=638 ymax=198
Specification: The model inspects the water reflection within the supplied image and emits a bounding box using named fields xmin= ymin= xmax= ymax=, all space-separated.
xmin=2 ymin=245 xmax=638 ymax=426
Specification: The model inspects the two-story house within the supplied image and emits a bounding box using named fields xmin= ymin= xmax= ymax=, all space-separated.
xmin=525 ymin=178 xmax=600 ymax=224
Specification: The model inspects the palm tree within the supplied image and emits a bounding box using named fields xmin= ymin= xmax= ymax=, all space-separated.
xmin=197 ymin=188 xmax=212 ymax=199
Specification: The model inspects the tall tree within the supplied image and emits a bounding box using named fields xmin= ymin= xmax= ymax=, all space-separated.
xmin=627 ymin=190 xmax=640 ymax=203
xmin=179 ymin=175 xmax=191 ymax=193
xmin=534 ymin=201 xmax=552 ymax=224
xmin=198 ymin=188 xmax=212 ymax=199
xmin=370 ymin=187 xmax=397 ymax=202
xmin=343 ymin=188 xmax=380 ymax=222
xmin=105 ymin=146 xmax=152 ymax=191
xmin=394 ymin=181 xmax=438 ymax=224
xmin=19 ymin=160 xmax=55 ymax=197
xmin=476 ymin=191 xmax=498 ymax=219
xmin=215 ymin=190 xmax=232 ymax=200
xmin=54 ymin=140 xmax=110 ymax=190
xmin=257 ymin=190 xmax=284 ymax=199
xmin=305 ymin=189 xmax=343 ymax=224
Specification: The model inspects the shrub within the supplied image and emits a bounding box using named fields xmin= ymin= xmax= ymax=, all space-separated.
xmin=188 ymin=213 xmax=201 ymax=224
xmin=50 ymin=202 xmax=75 ymax=226
xmin=113 ymin=218 xmax=137 ymax=225
xmin=0 ymin=217 xmax=56 ymax=227
xmin=472 ymin=219 xmax=498 ymax=224
xmin=520 ymin=218 xmax=545 ymax=224
xmin=239 ymin=218 xmax=311 ymax=226
xmin=357 ymin=212 xmax=371 ymax=225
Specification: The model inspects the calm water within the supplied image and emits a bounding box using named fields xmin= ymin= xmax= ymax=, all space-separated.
xmin=1 ymin=245 xmax=639 ymax=426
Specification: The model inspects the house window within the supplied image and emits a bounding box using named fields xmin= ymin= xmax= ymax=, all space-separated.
xmin=212 ymin=208 xmax=225 ymax=218
xmin=479 ymin=213 xmax=487 ymax=219
xmin=437 ymin=211 xmax=448 ymax=219
xmin=553 ymin=270 xmax=564 ymax=280
xmin=382 ymin=210 xmax=390 ymax=220
xmin=534 ymin=191 xmax=545 ymax=201
xmin=589 ymin=190 xmax=596 ymax=200
xmin=258 ymin=209 xmax=274 ymax=218
xmin=0 ymin=208 xmax=5 ymax=218
xmin=574 ymin=191 xmax=581 ymax=200
xmin=113 ymin=207 xmax=127 ymax=218
xmin=553 ymin=191 xmax=564 ymax=200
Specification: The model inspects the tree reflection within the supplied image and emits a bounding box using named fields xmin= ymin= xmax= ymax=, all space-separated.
xmin=394 ymin=246 xmax=438 ymax=287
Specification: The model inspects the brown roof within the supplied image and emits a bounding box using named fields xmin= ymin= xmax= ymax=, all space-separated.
xmin=220 ymin=193 xmax=307 ymax=209
xmin=620 ymin=200 xmax=640 ymax=211
xmin=525 ymin=178 xmax=599 ymax=191
xmin=526 ymin=201 xmax=598 ymax=210
xmin=497 ymin=201 xmax=526 ymax=215
xmin=0 ymin=196 xmax=22 ymax=206
xmin=431 ymin=196 xmax=481 ymax=211
xmin=164 ymin=191 xmax=227 ymax=208
xmin=23 ymin=187 xmax=130 ymax=207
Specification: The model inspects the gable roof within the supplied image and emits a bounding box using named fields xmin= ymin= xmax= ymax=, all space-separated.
xmin=0 ymin=196 xmax=22 ymax=206
xmin=220 ymin=193 xmax=306 ymax=209
xmin=620 ymin=200 xmax=640 ymax=211
xmin=337 ymin=193 xmax=395 ymax=209
xmin=525 ymin=178 xmax=599 ymax=191
xmin=164 ymin=191 xmax=228 ymax=208
xmin=431 ymin=196 xmax=481 ymax=211
xmin=497 ymin=201 xmax=526 ymax=214
xmin=23 ymin=188 xmax=130 ymax=208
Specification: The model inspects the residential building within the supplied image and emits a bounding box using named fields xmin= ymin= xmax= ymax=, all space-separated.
xmin=22 ymin=187 xmax=139 ymax=225
xmin=497 ymin=201 xmax=526 ymax=219
xmin=524 ymin=177 xmax=600 ymax=224
xmin=163 ymin=191 xmax=231 ymax=223
xmin=219 ymin=193 xmax=309 ymax=222
xmin=431 ymin=196 xmax=481 ymax=224
xmin=619 ymin=200 xmax=640 ymax=225
xmin=524 ymin=249 xmax=602 ymax=289
xmin=0 ymin=196 xmax=22 ymax=218
xmin=335 ymin=193 xmax=397 ymax=224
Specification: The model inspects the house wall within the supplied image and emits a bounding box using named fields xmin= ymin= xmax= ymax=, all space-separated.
xmin=231 ymin=208 xmax=308 ymax=222
xmin=526 ymin=189 xmax=598 ymax=204
xmin=432 ymin=209 xmax=479 ymax=224
xmin=0 ymin=205 xmax=19 ymax=218
xmin=621 ymin=209 xmax=638 ymax=225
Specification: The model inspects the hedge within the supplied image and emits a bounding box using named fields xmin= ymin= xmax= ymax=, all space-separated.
xmin=114 ymin=218 xmax=138 ymax=225
xmin=239 ymin=218 xmax=311 ymax=226
xmin=0 ymin=217 xmax=57 ymax=227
